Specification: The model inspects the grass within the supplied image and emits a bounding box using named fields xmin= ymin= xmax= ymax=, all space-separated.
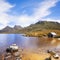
xmin=25 ymin=30 xmax=60 ymax=37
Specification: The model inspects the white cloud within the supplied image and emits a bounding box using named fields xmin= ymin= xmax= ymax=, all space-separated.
xmin=16 ymin=0 xmax=59 ymax=27
xmin=0 ymin=0 xmax=59 ymax=29
xmin=33 ymin=0 xmax=58 ymax=19
xmin=16 ymin=15 xmax=34 ymax=27
xmin=44 ymin=18 xmax=60 ymax=23
xmin=0 ymin=0 xmax=14 ymax=29
xmin=0 ymin=0 xmax=13 ymax=13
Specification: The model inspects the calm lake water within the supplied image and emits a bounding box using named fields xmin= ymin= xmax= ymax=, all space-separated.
xmin=0 ymin=34 xmax=60 ymax=53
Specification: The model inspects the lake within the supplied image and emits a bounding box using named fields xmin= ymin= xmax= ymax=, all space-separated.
xmin=0 ymin=34 xmax=60 ymax=53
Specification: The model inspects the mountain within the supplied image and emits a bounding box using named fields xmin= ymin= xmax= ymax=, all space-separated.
xmin=0 ymin=21 xmax=60 ymax=35
xmin=0 ymin=25 xmax=22 ymax=33
xmin=20 ymin=21 xmax=60 ymax=36
xmin=0 ymin=26 xmax=14 ymax=33
xmin=14 ymin=25 xmax=22 ymax=30
xmin=22 ymin=21 xmax=60 ymax=32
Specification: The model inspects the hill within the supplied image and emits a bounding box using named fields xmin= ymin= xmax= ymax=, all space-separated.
xmin=20 ymin=21 xmax=60 ymax=36
xmin=0 ymin=21 xmax=60 ymax=36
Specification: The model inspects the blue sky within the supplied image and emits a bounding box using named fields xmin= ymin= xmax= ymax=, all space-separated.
xmin=0 ymin=0 xmax=60 ymax=29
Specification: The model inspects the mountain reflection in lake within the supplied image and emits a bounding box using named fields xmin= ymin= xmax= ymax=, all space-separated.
xmin=0 ymin=34 xmax=60 ymax=53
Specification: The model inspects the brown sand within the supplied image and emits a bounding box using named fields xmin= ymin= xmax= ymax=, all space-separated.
xmin=0 ymin=49 xmax=60 ymax=60
xmin=21 ymin=49 xmax=60 ymax=60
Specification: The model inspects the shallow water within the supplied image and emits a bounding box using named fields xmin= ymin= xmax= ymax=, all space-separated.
xmin=0 ymin=34 xmax=60 ymax=53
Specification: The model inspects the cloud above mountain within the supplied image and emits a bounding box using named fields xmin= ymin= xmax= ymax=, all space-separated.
xmin=0 ymin=0 xmax=60 ymax=29
xmin=0 ymin=0 xmax=14 ymax=29
xmin=15 ymin=0 xmax=60 ymax=27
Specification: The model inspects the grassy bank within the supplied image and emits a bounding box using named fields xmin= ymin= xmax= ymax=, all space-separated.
xmin=25 ymin=30 xmax=60 ymax=37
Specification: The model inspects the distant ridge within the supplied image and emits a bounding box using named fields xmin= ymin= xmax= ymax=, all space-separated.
xmin=0 ymin=21 xmax=60 ymax=34
xmin=14 ymin=25 xmax=22 ymax=30
xmin=0 ymin=25 xmax=22 ymax=33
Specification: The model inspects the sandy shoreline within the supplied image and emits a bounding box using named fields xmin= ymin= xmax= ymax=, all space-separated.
xmin=0 ymin=47 xmax=60 ymax=60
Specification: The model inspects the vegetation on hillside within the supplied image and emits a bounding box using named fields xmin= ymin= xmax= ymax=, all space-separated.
xmin=0 ymin=21 xmax=60 ymax=37
xmin=19 ymin=21 xmax=60 ymax=37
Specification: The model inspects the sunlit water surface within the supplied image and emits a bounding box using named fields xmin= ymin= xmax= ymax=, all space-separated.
xmin=0 ymin=34 xmax=60 ymax=53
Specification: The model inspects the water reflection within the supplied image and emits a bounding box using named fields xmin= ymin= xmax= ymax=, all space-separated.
xmin=51 ymin=39 xmax=56 ymax=44
xmin=0 ymin=34 xmax=38 ymax=52
xmin=0 ymin=34 xmax=15 ymax=53
xmin=37 ymin=37 xmax=60 ymax=49
xmin=14 ymin=34 xmax=38 ymax=49
xmin=0 ymin=34 xmax=60 ymax=53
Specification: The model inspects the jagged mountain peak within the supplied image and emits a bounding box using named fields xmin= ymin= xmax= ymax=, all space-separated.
xmin=14 ymin=25 xmax=22 ymax=29
xmin=0 ymin=25 xmax=22 ymax=33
